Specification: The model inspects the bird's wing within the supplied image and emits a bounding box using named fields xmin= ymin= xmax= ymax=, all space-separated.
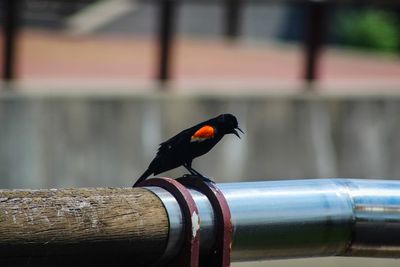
xmin=156 ymin=128 xmax=192 ymax=156
xmin=156 ymin=114 xmax=220 ymax=156
xmin=156 ymin=122 xmax=215 ymax=155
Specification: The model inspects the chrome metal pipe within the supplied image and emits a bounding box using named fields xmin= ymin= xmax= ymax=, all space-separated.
xmin=147 ymin=179 xmax=400 ymax=262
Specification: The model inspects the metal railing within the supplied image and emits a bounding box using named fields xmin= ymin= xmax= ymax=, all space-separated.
xmin=1 ymin=178 xmax=399 ymax=265
xmin=1 ymin=0 xmax=399 ymax=85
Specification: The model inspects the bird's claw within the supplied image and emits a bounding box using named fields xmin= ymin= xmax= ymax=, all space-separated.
xmin=200 ymin=176 xmax=215 ymax=184
xmin=181 ymin=174 xmax=215 ymax=184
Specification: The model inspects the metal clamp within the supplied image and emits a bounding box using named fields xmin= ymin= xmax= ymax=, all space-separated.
xmin=137 ymin=177 xmax=200 ymax=267
xmin=177 ymin=176 xmax=233 ymax=267
xmin=138 ymin=176 xmax=233 ymax=266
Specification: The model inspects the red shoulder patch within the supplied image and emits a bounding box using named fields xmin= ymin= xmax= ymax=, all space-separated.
xmin=191 ymin=125 xmax=215 ymax=142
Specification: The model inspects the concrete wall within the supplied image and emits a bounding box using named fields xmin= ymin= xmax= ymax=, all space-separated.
xmin=1 ymin=92 xmax=400 ymax=189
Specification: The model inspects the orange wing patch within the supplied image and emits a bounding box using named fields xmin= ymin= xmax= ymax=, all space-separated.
xmin=191 ymin=125 xmax=215 ymax=142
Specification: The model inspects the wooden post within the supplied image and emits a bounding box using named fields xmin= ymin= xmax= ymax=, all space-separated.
xmin=224 ymin=0 xmax=242 ymax=40
xmin=157 ymin=0 xmax=176 ymax=85
xmin=303 ymin=1 xmax=328 ymax=83
xmin=0 ymin=187 xmax=169 ymax=266
xmin=2 ymin=0 xmax=20 ymax=82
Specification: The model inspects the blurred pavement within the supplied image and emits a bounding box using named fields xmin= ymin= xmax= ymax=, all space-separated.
xmin=9 ymin=30 xmax=400 ymax=90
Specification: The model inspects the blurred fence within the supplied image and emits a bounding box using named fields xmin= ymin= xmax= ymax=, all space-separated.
xmin=1 ymin=0 xmax=399 ymax=84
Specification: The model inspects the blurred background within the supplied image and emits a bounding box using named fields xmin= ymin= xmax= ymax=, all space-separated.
xmin=0 ymin=0 xmax=399 ymax=266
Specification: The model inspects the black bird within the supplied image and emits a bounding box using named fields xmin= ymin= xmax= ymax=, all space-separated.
xmin=133 ymin=114 xmax=243 ymax=186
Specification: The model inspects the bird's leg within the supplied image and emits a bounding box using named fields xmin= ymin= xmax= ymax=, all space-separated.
xmin=188 ymin=167 xmax=202 ymax=176
xmin=183 ymin=163 xmax=195 ymax=175
xmin=183 ymin=163 xmax=215 ymax=183
xmin=183 ymin=162 xmax=198 ymax=176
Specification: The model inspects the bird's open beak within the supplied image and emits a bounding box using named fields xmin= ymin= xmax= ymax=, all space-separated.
xmin=232 ymin=127 xmax=244 ymax=138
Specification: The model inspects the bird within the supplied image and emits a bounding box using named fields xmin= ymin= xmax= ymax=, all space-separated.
xmin=133 ymin=113 xmax=243 ymax=187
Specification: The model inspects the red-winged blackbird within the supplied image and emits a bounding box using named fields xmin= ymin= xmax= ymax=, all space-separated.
xmin=133 ymin=114 xmax=243 ymax=186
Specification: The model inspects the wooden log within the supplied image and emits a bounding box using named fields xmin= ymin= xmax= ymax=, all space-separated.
xmin=0 ymin=187 xmax=169 ymax=266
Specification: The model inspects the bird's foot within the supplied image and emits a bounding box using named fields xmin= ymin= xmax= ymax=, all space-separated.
xmin=182 ymin=173 xmax=215 ymax=184
xmin=200 ymin=176 xmax=215 ymax=184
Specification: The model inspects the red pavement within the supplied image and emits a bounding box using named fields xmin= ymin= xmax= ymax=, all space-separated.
xmin=3 ymin=30 xmax=400 ymax=91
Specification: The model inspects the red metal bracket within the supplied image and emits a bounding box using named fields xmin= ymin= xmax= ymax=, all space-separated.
xmin=138 ymin=176 xmax=232 ymax=266
xmin=137 ymin=177 xmax=200 ymax=267
xmin=177 ymin=176 xmax=233 ymax=267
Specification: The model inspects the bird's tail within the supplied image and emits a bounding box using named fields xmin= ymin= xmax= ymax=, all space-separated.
xmin=133 ymin=168 xmax=153 ymax=187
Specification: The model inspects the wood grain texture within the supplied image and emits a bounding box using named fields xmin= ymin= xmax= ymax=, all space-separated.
xmin=0 ymin=187 xmax=169 ymax=266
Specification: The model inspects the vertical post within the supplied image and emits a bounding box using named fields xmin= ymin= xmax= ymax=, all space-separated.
xmin=224 ymin=0 xmax=241 ymax=40
xmin=2 ymin=0 xmax=20 ymax=82
xmin=303 ymin=1 xmax=327 ymax=83
xmin=157 ymin=0 xmax=176 ymax=85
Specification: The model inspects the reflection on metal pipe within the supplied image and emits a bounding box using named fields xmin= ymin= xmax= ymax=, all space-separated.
xmin=222 ymin=179 xmax=353 ymax=261
xmin=147 ymin=179 xmax=400 ymax=262
xmin=339 ymin=179 xmax=400 ymax=258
